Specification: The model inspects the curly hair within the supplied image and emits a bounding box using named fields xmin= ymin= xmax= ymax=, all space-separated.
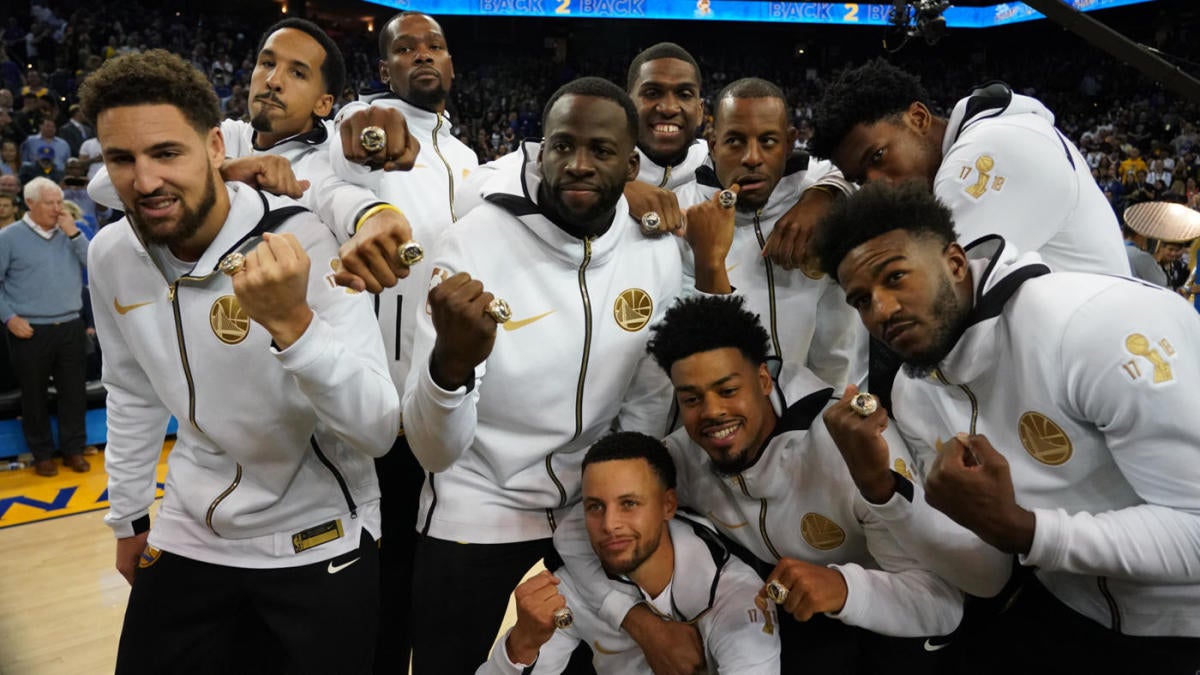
xmin=626 ymin=42 xmax=701 ymax=92
xmin=78 ymin=49 xmax=219 ymax=133
xmin=582 ymin=431 xmax=676 ymax=490
xmin=646 ymin=296 xmax=770 ymax=374
xmin=815 ymin=180 xmax=958 ymax=282
xmin=810 ymin=59 xmax=928 ymax=161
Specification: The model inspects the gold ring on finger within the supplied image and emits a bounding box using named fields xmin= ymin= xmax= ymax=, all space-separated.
xmin=766 ymin=579 xmax=789 ymax=605
xmin=553 ymin=607 xmax=574 ymax=630
xmin=396 ymin=241 xmax=424 ymax=267
xmin=219 ymin=252 xmax=247 ymax=276
xmin=850 ymin=393 xmax=879 ymax=418
xmin=360 ymin=126 xmax=387 ymax=153
xmin=486 ymin=298 xmax=512 ymax=324
xmin=718 ymin=189 xmax=737 ymax=209
xmin=640 ymin=211 xmax=661 ymax=236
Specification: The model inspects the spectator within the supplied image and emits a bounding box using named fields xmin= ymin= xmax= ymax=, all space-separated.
xmin=0 ymin=176 xmax=90 ymax=477
xmin=0 ymin=138 xmax=17 ymax=175
xmin=20 ymin=117 xmax=69 ymax=171
xmin=0 ymin=192 xmax=18 ymax=228
xmin=58 ymin=103 xmax=93 ymax=158
xmin=18 ymin=144 xmax=64 ymax=185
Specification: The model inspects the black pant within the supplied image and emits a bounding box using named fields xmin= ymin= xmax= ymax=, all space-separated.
xmin=775 ymin=601 xmax=942 ymax=674
xmin=373 ymin=436 xmax=426 ymax=674
xmin=410 ymin=536 xmax=555 ymax=675
xmin=942 ymin=574 xmax=1200 ymax=675
xmin=116 ymin=530 xmax=380 ymax=675
xmin=8 ymin=318 xmax=87 ymax=461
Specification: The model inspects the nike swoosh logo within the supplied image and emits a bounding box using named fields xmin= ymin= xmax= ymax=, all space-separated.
xmin=327 ymin=557 xmax=361 ymax=574
xmin=923 ymin=638 xmax=951 ymax=652
xmin=114 ymin=298 xmax=154 ymax=315
xmin=503 ymin=310 xmax=556 ymax=332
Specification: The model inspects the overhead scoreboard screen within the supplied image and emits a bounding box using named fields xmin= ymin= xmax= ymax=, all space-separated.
xmin=365 ymin=0 xmax=1155 ymax=27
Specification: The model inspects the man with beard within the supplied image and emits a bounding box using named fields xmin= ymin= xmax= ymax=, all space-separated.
xmin=479 ymin=432 xmax=779 ymax=674
xmin=677 ymin=78 xmax=865 ymax=389
xmin=79 ymin=50 xmax=399 ymax=673
xmin=327 ymin=12 xmax=479 ymax=670
xmin=556 ymin=296 xmax=991 ymax=673
xmin=402 ymin=77 xmax=680 ymax=674
xmin=816 ymin=181 xmax=1200 ymax=673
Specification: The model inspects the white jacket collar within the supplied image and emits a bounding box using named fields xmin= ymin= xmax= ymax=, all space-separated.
xmin=942 ymin=82 xmax=1055 ymax=156
xmin=935 ymin=236 xmax=1052 ymax=383
xmin=636 ymin=140 xmax=709 ymax=190
xmin=621 ymin=518 xmax=729 ymax=621
xmin=689 ymin=156 xmax=809 ymax=226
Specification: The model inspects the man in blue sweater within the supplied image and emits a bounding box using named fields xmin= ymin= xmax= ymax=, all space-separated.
xmin=0 ymin=176 xmax=90 ymax=476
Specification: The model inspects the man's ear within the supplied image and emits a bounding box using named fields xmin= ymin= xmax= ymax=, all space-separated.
xmin=313 ymin=93 xmax=334 ymax=119
xmin=757 ymin=361 xmax=773 ymax=397
xmin=207 ymin=126 xmax=225 ymax=166
xmin=945 ymin=241 xmax=969 ymax=283
xmin=626 ymin=148 xmax=640 ymax=182
xmin=378 ymin=59 xmax=390 ymax=85
xmin=663 ymin=487 xmax=678 ymax=520
xmin=906 ymin=101 xmax=933 ymax=135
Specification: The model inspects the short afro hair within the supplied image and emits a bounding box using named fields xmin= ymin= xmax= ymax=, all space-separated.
xmin=79 ymin=49 xmax=219 ymax=134
xmin=815 ymin=180 xmax=958 ymax=283
xmin=256 ymin=18 xmax=346 ymax=100
xmin=646 ymin=296 xmax=771 ymax=374
xmin=542 ymin=77 xmax=638 ymax=145
xmin=378 ymin=12 xmax=444 ymax=61
xmin=583 ymin=431 xmax=676 ymax=491
xmin=810 ymin=59 xmax=928 ymax=160
xmin=713 ymin=77 xmax=787 ymax=127
xmin=626 ymin=42 xmax=701 ymax=92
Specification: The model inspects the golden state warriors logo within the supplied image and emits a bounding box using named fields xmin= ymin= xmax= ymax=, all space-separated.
xmin=210 ymin=295 xmax=250 ymax=345
xmin=1017 ymin=412 xmax=1073 ymax=466
xmin=893 ymin=458 xmax=914 ymax=482
xmin=138 ymin=545 xmax=162 ymax=569
xmin=800 ymin=513 xmax=845 ymax=551
xmin=614 ymin=289 xmax=652 ymax=332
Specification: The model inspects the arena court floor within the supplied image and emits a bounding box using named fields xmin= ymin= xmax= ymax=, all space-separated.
xmin=0 ymin=442 xmax=532 ymax=674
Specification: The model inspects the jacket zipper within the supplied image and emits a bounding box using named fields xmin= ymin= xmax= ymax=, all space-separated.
xmin=933 ymin=368 xmax=980 ymax=434
xmin=167 ymin=283 xmax=201 ymax=432
xmin=1098 ymin=577 xmax=1122 ymax=633
xmin=658 ymin=164 xmax=672 ymax=188
xmin=546 ymin=237 xmax=594 ymax=520
xmin=751 ymin=211 xmax=782 ymax=357
xmin=311 ymin=437 xmax=358 ymax=518
xmin=431 ymin=116 xmax=457 ymax=223
xmin=205 ymin=463 xmax=242 ymax=536
xmin=734 ymin=474 xmax=782 ymax=561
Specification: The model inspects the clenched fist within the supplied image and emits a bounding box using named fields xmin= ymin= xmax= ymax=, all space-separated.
xmin=231 ymin=232 xmax=313 ymax=349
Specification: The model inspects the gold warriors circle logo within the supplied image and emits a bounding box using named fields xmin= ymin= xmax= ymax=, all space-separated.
xmin=800 ymin=513 xmax=846 ymax=551
xmin=1017 ymin=411 xmax=1073 ymax=466
xmin=210 ymin=295 xmax=250 ymax=345
xmin=614 ymin=289 xmax=653 ymax=332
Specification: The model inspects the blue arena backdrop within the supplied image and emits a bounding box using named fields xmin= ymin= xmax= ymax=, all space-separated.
xmin=362 ymin=0 xmax=1155 ymax=27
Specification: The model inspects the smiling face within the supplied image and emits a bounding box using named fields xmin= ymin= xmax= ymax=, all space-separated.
xmin=379 ymin=13 xmax=454 ymax=112
xmin=836 ymin=229 xmax=972 ymax=375
xmin=98 ymin=103 xmax=227 ymax=261
xmin=830 ymin=103 xmax=942 ymax=187
xmin=248 ymin=28 xmax=332 ymax=144
xmin=709 ymin=96 xmax=796 ymax=212
xmin=538 ymin=93 xmax=638 ymax=231
xmin=583 ymin=457 xmax=676 ymax=578
xmin=671 ymin=347 xmax=775 ymax=475
xmin=630 ymin=57 xmax=702 ymax=167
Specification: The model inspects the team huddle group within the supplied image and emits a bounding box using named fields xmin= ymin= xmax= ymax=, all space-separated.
xmin=71 ymin=7 xmax=1199 ymax=675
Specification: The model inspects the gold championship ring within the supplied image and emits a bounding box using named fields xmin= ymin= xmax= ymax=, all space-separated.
xmin=718 ymin=189 xmax=737 ymax=209
xmin=360 ymin=125 xmax=387 ymax=153
xmin=850 ymin=393 xmax=879 ymax=418
xmin=553 ymin=607 xmax=574 ymax=630
xmin=219 ymin=252 xmax=246 ymax=276
xmin=766 ymin=579 xmax=789 ymax=605
xmin=396 ymin=241 xmax=424 ymax=266
xmin=486 ymin=298 xmax=512 ymax=324
xmin=640 ymin=211 xmax=661 ymax=236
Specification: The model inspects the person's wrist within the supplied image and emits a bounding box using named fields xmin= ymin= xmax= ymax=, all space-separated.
xmin=857 ymin=470 xmax=897 ymax=504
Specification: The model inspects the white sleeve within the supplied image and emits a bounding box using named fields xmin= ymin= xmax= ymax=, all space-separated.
xmin=1022 ymin=287 xmax=1200 ymax=581
xmin=476 ymin=627 xmax=578 ymax=675
xmin=400 ymin=233 xmax=484 ymax=473
xmin=935 ymin=120 xmax=1076 ymax=253
xmin=273 ymin=216 xmax=400 ymax=456
xmin=704 ymin=566 xmax=782 ymax=675
xmin=803 ymin=157 xmax=856 ymax=196
xmin=830 ymin=497 xmax=965 ymax=637
xmin=806 ymin=280 xmax=866 ymax=390
xmin=299 ymin=131 xmax=385 ymax=244
xmin=551 ymin=505 xmax=643 ymax=630
xmin=329 ymin=101 xmax=384 ymax=192
xmin=90 ymin=250 xmax=173 ymax=539
xmin=866 ymin=422 xmax=1013 ymax=598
